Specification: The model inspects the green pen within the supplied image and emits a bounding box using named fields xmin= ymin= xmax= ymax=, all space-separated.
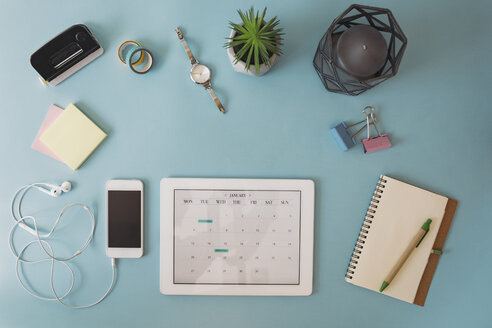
xmin=379 ymin=219 xmax=432 ymax=293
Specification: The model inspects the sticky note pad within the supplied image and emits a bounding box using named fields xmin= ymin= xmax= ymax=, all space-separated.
xmin=32 ymin=105 xmax=64 ymax=162
xmin=40 ymin=104 xmax=107 ymax=170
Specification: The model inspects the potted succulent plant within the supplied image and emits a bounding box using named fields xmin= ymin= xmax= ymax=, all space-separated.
xmin=225 ymin=7 xmax=284 ymax=76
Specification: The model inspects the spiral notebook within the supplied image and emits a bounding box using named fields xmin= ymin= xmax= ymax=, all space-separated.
xmin=345 ymin=175 xmax=458 ymax=306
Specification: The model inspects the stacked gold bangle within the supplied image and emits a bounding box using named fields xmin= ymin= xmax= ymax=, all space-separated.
xmin=117 ymin=40 xmax=153 ymax=74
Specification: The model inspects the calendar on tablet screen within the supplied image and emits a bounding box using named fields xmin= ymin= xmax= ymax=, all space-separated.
xmin=173 ymin=189 xmax=301 ymax=285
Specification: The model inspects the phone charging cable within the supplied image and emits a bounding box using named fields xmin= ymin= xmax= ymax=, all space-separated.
xmin=8 ymin=183 xmax=116 ymax=309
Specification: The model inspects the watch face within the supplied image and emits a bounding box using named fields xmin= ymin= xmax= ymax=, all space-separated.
xmin=190 ymin=64 xmax=211 ymax=84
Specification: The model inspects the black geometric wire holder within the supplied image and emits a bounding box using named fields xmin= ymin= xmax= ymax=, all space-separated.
xmin=313 ymin=4 xmax=408 ymax=96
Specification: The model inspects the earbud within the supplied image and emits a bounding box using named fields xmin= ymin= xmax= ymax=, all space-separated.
xmin=51 ymin=187 xmax=63 ymax=197
xmin=52 ymin=181 xmax=71 ymax=196
xmin=61 ymin=181 xmax=71 ymax=193
xmin=34 ymin=182 xmax=72 ymax=197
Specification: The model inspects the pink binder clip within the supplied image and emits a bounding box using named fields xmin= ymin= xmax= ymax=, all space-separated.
xmin=361 ymin=106 xmax=392 ymax=154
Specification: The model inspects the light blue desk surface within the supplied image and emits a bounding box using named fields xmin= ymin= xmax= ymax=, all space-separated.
xmin=1 ymin=0 xmax=491 ymax=327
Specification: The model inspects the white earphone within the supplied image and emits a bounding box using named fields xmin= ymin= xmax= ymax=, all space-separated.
xmin=16 ymin=182 xmax=72 ymax=237
xmin=32 ymin=181 xmax=71 ymax=197
xmin=9 ymin=181 xmax=116 ymax=309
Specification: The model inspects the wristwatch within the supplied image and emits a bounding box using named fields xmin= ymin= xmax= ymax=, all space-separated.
xmin=175 ymin=27 xmax=225 ymax=114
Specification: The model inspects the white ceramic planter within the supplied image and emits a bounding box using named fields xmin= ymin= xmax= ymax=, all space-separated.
xmin=226 ymin=27 xmax=279 ymax=77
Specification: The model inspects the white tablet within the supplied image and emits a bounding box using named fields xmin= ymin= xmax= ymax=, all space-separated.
xmin=160 ymin=178 xmax=315 ymax=296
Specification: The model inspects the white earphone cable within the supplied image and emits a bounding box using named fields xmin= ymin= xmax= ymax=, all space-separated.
xmin=8 ymin=183 xmax=116 ymax=308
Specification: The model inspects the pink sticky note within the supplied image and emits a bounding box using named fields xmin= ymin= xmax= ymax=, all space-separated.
xmin=32 ymin=105 xmax=64 ymax=162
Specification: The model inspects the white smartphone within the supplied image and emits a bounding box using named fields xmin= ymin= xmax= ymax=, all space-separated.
xmin=106 ymin=179 xmax=143 ymax=258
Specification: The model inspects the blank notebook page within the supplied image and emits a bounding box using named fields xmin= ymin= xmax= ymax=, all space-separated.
xmin=349 ymin=176 xmax=448 ymax=303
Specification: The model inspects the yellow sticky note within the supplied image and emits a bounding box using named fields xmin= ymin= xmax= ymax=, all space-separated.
xmin=40 ymin=104 xmax=107 ymax=170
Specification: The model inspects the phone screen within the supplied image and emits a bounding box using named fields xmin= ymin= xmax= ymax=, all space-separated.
xmin=108 ymin=190 xmax=141 ymax=248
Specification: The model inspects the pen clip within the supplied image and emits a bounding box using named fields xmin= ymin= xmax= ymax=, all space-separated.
xmin=416 ymin=229 xmax=429 ymax=248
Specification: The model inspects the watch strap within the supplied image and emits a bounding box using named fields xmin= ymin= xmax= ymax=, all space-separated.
xmin=204 ymin=84 xmax=225 ymax=114
xmin=174 ymin=27 xmax=197 ymax=65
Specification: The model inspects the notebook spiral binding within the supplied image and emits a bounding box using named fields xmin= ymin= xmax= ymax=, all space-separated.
xmin=345 ymin=176 xmax=388 ymax=280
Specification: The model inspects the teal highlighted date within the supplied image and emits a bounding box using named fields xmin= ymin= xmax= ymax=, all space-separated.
xmin=214 ymin=249 xmax=229 ymax=253
xmin=198 ymin=219 xmax=213 ymax=223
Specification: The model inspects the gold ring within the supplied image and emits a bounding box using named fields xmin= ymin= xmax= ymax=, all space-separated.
xmin=117 ymin=40 xmax=144 ymax=66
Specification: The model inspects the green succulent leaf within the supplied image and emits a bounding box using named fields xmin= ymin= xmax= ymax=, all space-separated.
xmin=225 ymin=6 xmax=283 ymax=74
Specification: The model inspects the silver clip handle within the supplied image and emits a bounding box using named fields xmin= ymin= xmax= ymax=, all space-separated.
xmin=371 ymin=112 xmax=382 ymax=137
xmin=352 ymin=120 xmax=375 ymax=138
xmin=348 ymin=117 xmax=375 ymax=138
xmin=362 ymin=106 xmax=383 ymax=138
